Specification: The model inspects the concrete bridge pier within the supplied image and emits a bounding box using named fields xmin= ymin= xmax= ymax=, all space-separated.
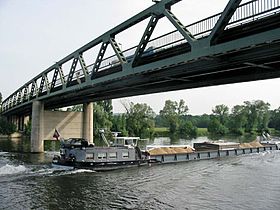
xmin=83 ymin=102 xmax=93 ymax=144
xmin=30 ymin=101 xmax=93 ymax=152
xmin=31 ymin=101 xmax=44 ymax=153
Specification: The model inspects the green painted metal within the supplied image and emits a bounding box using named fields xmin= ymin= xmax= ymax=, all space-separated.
xmin=109 ymin=38 xmax=127 ymax=65
xmin=91 ymin=42 xmax=109 ymax=75
xmin=209 ymin=0 xmax=242 ymax=45
xmin=1 ymin=0 xmax=280 ymax=115
xmin=164 ymin=9 xmax=196 ymax=47
xmin=132 ymin=15 xmax=159 ymax=67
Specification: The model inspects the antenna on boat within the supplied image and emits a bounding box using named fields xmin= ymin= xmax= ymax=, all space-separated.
xmin=99 ymin=129 xmax=110 ymax=147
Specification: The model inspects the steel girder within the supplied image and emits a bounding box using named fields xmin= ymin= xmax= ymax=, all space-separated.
xmin=209 ymin=0 xmax=242 ymax=45
xmin=1 ymin=0 xmax=280 ymax=115
xmin=132 ymin=15 xmax=159 ymax=67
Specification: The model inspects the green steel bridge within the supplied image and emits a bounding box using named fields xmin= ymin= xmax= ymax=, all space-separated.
xmin=1 ymin=0 xmax=280 ymax=116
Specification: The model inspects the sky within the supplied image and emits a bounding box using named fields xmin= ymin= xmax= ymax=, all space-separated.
xmin=0 ymin=0 xmax=279 ymax=115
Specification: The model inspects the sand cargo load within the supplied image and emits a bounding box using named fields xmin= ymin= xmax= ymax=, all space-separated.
xmin=147 ymin=140 xmax=279 ymax=164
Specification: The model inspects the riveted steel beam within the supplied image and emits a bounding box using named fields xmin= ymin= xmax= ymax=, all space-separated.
xmin=91 ymin=42 xmax=109 ymax=77
xmin=78 ymin=54 xmax=89 ymax=76
xmin=12 ymin=94 xmax=17 ymax=106
xmin=58 ymin=65 xmax=66 ymax=87
xmin=38 ymin=77 xmax=45 ymax=95
xmin=164 ymin=9 xmax=196 ymax=48
xmin=8 ymin=97 xmax=12 ymax=109
xmin=50 ymin=68 xmax=59 ymax=91
xmin=17 ymin=91 xmax=22 ymax=104
xmin=23 ymin=86 xmax=29 ymax=102
xmin=30 ymin=80 xmax=38 ymax=98
xmin=66 ymin=57 xmax=79 ymax=87
xmin=132 ymin=15 xmax=159 ymax=67
xmin=209 ymin=0 xmax=242 ymax=45
xmin=38 ymin=74 xmax=49 ymax=95
xmin=109 ymin=38 xmax=127 ymax=65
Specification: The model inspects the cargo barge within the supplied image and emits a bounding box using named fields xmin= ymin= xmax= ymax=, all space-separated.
xmin=147 ymin=141 xmax=279 ymax=164
xmin=52 ymin=130 xmax=279 ymax=171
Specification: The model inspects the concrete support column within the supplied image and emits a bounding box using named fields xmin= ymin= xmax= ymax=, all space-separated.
xmin=31 ymin=101 xmax=44 ymax=153
xmin=83 ymin=102 xmax=93 ymax=144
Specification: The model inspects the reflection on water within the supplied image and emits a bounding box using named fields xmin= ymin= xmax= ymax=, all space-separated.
xmin=1 ymin=136 xmax=280 ymax=209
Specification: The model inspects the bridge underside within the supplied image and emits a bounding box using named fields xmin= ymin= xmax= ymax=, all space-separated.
xmin=5 ymin=38 xmax=280 ymax=116
xmin=46 ymin=41 xmax=280 ymax=106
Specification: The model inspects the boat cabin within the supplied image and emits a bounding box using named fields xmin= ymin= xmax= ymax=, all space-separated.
xmin=112 ymin=137 xmax=140 ymax=147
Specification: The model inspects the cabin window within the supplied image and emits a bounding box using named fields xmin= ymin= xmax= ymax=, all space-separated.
xmin=109 ymin=152 xmax=117 ymax=159
xmin=97 ymin=152 xmax=107 ymax=159
xmin=122 ymin=152 xmax=129 ymax=158
xmin=86 ymin=153 xmax=94 ymax=160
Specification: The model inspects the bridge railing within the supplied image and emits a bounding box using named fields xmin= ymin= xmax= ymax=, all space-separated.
xmin=2 ymin=0 xmax=280 ymax=113
xmin=98 ymin=0 xmax=280 ymax=72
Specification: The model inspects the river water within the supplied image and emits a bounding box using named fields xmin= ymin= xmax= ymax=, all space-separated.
xmin=0 ymin=137 xmax=280 ymax=210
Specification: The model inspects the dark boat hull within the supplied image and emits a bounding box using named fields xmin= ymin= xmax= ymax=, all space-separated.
xmin=52 ymin=159 xmax=148 ymax=171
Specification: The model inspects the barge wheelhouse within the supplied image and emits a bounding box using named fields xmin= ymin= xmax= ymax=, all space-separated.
xmin=52 ymin=133 xmax=145 ymax=171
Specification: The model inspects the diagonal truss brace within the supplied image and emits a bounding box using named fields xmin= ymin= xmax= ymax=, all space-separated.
xmin=51 ymin=65 xmax=66 ymax=91
xmin=132 ymin=15 xmax=159 ymax=67
xmin=209 ymin=0 xmax=242 ymax=45
xmin=12 ymin=94 xmax=16 ymax=106
xmin=66 ymin=57 xmax=79 ymax=87
xmin=23 ymin=86 xmax=29 ymax=101
xmin=16 ymin=91 xmax=22 ymax=104
xmin=164 ymin=9 xmax=196 ymax=48
xmin=50 ymin=68 xmax=59 ymax=91
xmin=91 ymin=42 xmax=109 ymax=79
xmin=78 ymin=54 xmax=89 ymax=77
xmin=9 ymin=97 xmax=13 ymax=108
xmin=110 ymin=38 xmax=127 ymax=65
xmin=38 ymin=74 xmax=50 ymax=94
xmin=30 ymin=80 xmax=38 ymax=98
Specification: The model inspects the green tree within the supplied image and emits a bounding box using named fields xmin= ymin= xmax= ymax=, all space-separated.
xmin=124 ymin=102 xmax=155 ymax=138
xmin=159 ymin=99 xmax=196 ymax=137
xmin=112 ymin=114 xmax=128 ymax=136
xmin=207 ymin=104 xmax=229 ymax=136
xmin=159 ymin=100 xmax=181 ymax=134
xmin=192 ymin=114 xmax=210 ymax=128
xmin=93 ymin=100 xmax=113 ymax=136
xmin=269 ymin=107 xmax=280 ymax=131
xmin=178 ymin=120 xmax=197 ymax=138
xmin=228 ymin=105 xmax=247 ymax=135
xmin=69 ymin=104 xmax=83 ymax=112
xmin=208 ymin=117 xmax=228 ymax=136
xmin=244 ymin=100 xmax=270 ymax=133
xmin=212 ymin=104 xmax=229 ymax=125
xmin=0 ymin=116 xmax=16 ymax=135
xmin=24 ymin=120 xmax=32 ymax=136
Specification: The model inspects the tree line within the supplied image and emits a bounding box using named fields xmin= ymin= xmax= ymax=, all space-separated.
xmin=79 ymin=99 xmax=280 ymax=139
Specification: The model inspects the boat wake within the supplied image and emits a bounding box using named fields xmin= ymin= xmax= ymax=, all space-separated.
xmin=0 ymin=164 xmax=27 ymax=176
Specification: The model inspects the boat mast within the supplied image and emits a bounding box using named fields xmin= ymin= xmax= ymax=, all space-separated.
xmin=99 ymin=129 xmax=110 ymax=147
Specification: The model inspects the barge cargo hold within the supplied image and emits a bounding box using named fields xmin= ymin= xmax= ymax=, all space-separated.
xmin=149 ymin=143 xmax=279 ymax=163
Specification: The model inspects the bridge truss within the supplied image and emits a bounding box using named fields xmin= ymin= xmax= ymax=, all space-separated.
xmin=1 ymin=0 xmax=280 ymax=115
